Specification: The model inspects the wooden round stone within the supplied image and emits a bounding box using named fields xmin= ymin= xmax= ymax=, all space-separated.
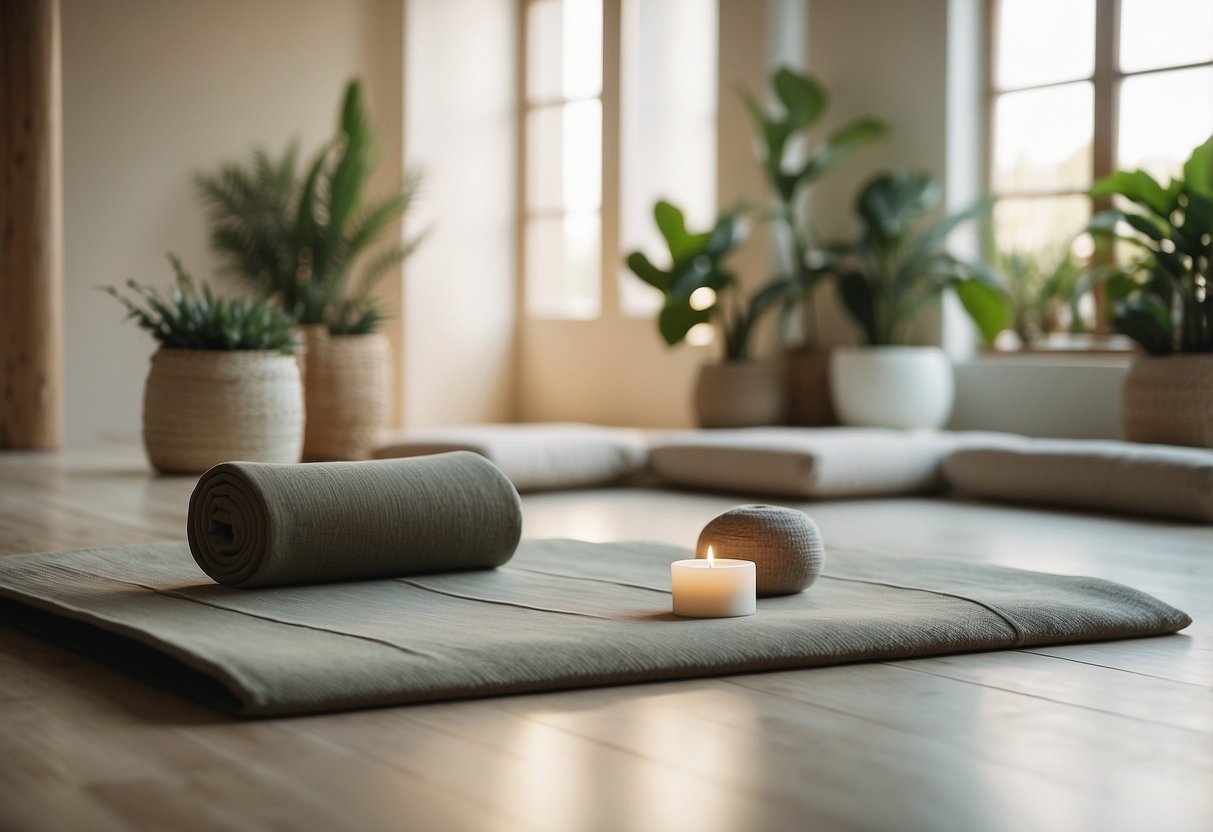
xmin=696 ymin=505 xmax=824 ymax=597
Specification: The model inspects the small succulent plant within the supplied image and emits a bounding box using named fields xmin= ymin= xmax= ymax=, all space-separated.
xmin=993 ymin=247 xmax=1087 ymax=346
xmin=101 ymin=254 xmax=299 ymax=352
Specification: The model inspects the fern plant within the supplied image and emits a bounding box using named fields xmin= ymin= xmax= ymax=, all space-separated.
xmin=101 ymin=254 xmax=298 ymax=352
xmin=196 ymin=79 xmax=422 ymax=334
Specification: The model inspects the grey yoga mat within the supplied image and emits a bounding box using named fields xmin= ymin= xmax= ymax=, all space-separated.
xmin=187 ymin=452 xmax=523 ymax=588
xmin=0 ymin=539 xmax=1190 ymax=717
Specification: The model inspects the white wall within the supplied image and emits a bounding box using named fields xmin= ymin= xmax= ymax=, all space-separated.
xmin=951 ymin=356 xmax=1129 ymax=439
xmin=62 ymin=0 xmax=405 ymax=441
xmin=805 ymin=0 xmax=951 ymax=347
xmin=58 ymin=0 xmax=1126 ymax=441
xmin=401 ymin=0 xmax=518 ymax=427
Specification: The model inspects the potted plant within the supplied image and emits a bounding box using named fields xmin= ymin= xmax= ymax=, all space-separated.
xmin=827 ymin=170 xmax=1007 ymax=429
xmin=740 ymin=67 xmax=888 ymax=425
xmin=196 ymin=79 xmax=423 ymax=460
xmin=625 ymin=201 xmax=789 ymax=427
xmin=1087 ymin=136 xmax=1213 ymax=448
xmin=102 ymin=255 xmax=302 ymax=474
xmin=992 ymin=245 xmax=1086 ymax=348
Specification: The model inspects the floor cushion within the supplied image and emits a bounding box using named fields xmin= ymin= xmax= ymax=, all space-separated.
xmin=943 ymin=435 xmax=1213 ymax=522
xmin=648 ymin=427 xmax=962 ymax=498
xmin=373 ymin=423 xmax=649 ymax=492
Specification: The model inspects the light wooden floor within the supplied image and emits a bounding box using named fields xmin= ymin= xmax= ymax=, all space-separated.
xmin=1 ymin=440 xmax=1210 ymax=832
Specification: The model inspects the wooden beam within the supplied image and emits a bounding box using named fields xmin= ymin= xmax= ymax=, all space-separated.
xmin=0 ymin=0 xmax=64 ymax=449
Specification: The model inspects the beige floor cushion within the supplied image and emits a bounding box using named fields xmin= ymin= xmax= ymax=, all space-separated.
xmin=374 ymin=423 xmax=649 ymax=492
xmin=943 ymin=435 xmax=1213 ymax=522
xmin=648 ymin=427 xmax=963 ymax=498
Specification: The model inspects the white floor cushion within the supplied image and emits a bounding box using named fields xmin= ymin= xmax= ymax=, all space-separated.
xmin=374 ymin=423 xmax=649 ymax=492
xmin=649 ymin=427 xmax=962 ymax=498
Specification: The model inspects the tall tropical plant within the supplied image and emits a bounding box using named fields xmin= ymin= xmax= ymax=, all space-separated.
xmin=740 ymin=67 xmax=888 ymax=342
xmin=830 ymin=171 xmax=1007 ymax=346
xmin=1087 ymin=136 xmax=1213 ymax=354
xmin=625 ymin=201 xmax=786 ymax=361
xmin=196 ymin=80 xmax=423 ymax=334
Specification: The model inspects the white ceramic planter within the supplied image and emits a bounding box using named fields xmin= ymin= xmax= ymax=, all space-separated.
xmin=830 ymin=346 xmax=954 ymax=429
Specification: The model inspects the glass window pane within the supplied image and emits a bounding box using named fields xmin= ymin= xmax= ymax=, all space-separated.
xmin=526 ymin=106 xmax=562 ymax=212
xmin=526 ymin=0 xmax=602 ymax=103
xmin=1120 ymin=0 xmax=1213 ymax=73
xmin=995 ymin=0 xmax=1095 ymax=89
xmin=1119 ymin=67 xmax=1213 ymax=183
xmin=993 ymin=195 xmax=1091 ymax=254
xmin=527 ymin=0 xmax=563 ymax=102
xmin=619 ymin=0 xmax=718 ymax=318
xmin=563 ymin=100 xmax=601 ymax=211
xmin=526 ymin=213 xmax=601 ymax=319
xmin=526 ymin=101 xmax=601 ymax=213
xmin=562 ymin=0 xmax=603 ymax=100
xmin=993 ymin=82 xmax=1093 ymax=193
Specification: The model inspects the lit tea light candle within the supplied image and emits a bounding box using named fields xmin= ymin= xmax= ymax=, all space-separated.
xmin=671 ymin=546 xmax=756 ymax=618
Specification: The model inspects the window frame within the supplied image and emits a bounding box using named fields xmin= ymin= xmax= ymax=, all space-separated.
xmin=984 ymin=0 xmax=1213 ymax=343
xmin=519 ymin=0 xmax=718 ymax=324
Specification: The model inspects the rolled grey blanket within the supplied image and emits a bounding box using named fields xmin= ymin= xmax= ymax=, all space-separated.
xmin=187 ymin=451 xmax=523 ymax=588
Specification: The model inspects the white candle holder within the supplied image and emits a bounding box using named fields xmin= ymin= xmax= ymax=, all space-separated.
xmin=671 ymin=547 xmax=756 ymax=618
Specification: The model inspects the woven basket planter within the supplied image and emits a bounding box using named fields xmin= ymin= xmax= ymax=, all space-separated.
xmin=785 ymin=347 xmax=836 ymax=427
xmin=694 ymin=359 xmax=787 ymax=428
xmin=1122 ymin=353 xmax=1213 ymax=448
xmin=302 ymin=329 xmax=391 ymax=460
xmin=142 ymin=349 xmax=304 ymax=474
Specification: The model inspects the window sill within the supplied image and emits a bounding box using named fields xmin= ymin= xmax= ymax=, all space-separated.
xmin=964 ymin=348 xmax=1134 ymax=370
xmin=978 ymin=333 xmax=1137 ymax=363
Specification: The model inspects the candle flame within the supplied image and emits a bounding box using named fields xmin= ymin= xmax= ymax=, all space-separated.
xmin=706 ymin=545 xmax=715 ymax=567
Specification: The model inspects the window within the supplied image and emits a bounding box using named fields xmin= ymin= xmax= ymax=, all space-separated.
xmin=618 ymin=0 xmax=717 ymax=317
xmin=522 ymin=0 xmax=717 ymax=320
xmin=524 ymin=0 xmax=604 ymax=319
xmin=989 ymin=0 xmax=1213 ymax=319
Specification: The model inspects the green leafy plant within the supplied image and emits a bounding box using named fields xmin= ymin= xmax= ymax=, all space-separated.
xmin=1087 ymin=136 xmax=1213 ymax=355
xmin=740 ymin=66 xmax=888 ymax=342
xmin=625 ymin=201 xmax=785 ymax=361
xmin=829 ymin=171 xmax=1007 ymax=346
xmin=196 ymin=79 xmax=423 ymax=335
xmin=101 ymin=254 xmax=299 ymax=352
xmin=623 ymin=68 xmax=886 ymax=361
xmin=993 ymin=246 xmax=1087 ymax=345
